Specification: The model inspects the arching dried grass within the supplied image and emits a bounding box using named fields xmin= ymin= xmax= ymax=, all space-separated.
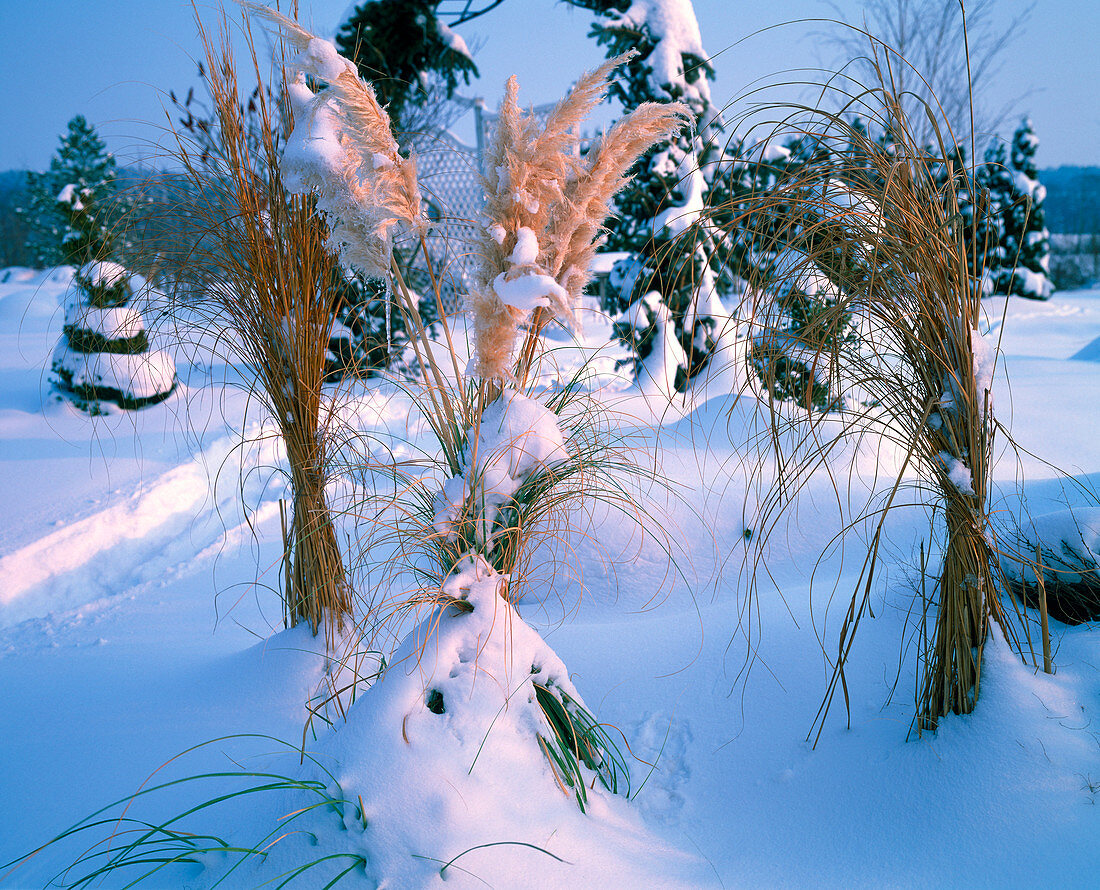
xmin=722 ymin=31 xmax=1019 ymax=735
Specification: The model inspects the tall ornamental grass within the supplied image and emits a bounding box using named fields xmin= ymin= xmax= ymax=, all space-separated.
xmin=169 ymin=13 xmax=352 ymax=645
xmin=728 ymin=37 xmax=1017 ymax=734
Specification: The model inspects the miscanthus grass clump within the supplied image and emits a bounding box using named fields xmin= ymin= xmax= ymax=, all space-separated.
xmin=729 ymin=39 xmax=1021 ymax=735
xmin=166 ymin=13 xmax=352 ymax=645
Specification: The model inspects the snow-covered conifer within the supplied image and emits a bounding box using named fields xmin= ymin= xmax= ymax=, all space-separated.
xmin=572 ymin=0 xmax=724 ymax=389
xmin=39 ymin=126 xmax=174 ymax=410
xmin=50 ymin=261 xmax=176 ymax=411
xmin=708 ymin=132 xmax=855 ymax=411
xmin=1000 ymin=117 xmax=1053 ymax=299
xmin=978 ymin=139 xmax=1012 ymax=291
xmin=335 ymin=0 xmax=477 ymax=133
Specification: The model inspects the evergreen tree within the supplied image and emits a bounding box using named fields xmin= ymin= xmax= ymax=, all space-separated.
xmin=932 ymin=145 xmax=986 ymax=282
xmin=978 ymin=140 xmax=1012 ymax=291
xmin=1000 ymin=117 xmax=1052 ymax=299
xmin=24 ymin=116 xmax=122 ymax=268
xmin=707 ymin=131 xmax=858 ymax=411
xmin=335 ymin=0 xmax=478 ymax=131
xmin=571 ymin=0 xmax=724 ymax=389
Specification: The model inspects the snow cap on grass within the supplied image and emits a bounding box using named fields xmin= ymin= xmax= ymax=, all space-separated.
xmin=313 ymin=553 xmax=612 ymax=886
xmin=433 ymin=390 xmax=568 ymax=544
xmin=253 ymin=7 xmax=425 ymax=278
xmin=971 ymin=327 xmax=996 ymax=402
xmin=937 ymin=451 xmax=975 ymax=496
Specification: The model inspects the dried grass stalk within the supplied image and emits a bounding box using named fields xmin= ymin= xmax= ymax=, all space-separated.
xmin=731 ymin=39 xmax=1012 ymax=734
xmin=171 ymin=12 xmax=352 ymax=645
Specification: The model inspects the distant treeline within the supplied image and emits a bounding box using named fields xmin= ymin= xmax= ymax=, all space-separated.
xmin=1042 ymin=166 xmax=1100 ymax=235
xmin=3 ymin=164 xmax=1100 ymax=271
xmin=0 ymin=171 xmax=31 ymax=267
xmin=0 ymin=167 xmax=218 ymax=275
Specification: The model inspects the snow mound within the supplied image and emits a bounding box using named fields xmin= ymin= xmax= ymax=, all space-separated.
xmin=300 ymin=554 xmax=706 ymax=888
xmin=434 ymin=390 xmax=569 ymax=544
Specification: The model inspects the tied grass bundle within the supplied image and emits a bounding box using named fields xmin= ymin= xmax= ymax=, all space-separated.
xmin=732 ymin=38 xmax=1013 ymax=734
xmin=170 ymin=12 xmax=352 ymax=645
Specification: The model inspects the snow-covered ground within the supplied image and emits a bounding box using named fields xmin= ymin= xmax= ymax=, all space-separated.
xmin=2 ymin=270 xmax=1100 ymax=888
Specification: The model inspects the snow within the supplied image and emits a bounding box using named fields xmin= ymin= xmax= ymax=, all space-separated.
xmin=493 ymin=269 xmax=569 ymax=313
xmin=730 ymin=138 xmax=791 ymax=169
xmin=508 ymin=226 xmax=540 ymax=266
xmin=602 ymin=0 xmax=710 ymax=106
xmin=972 ymin=326 xmax=996 ymax=402
xmin=63 ymin=292 xmax=145 ymax=341
xmin=56 ymin=183 xmax=83 ymax=210
xmin=1013 ymin=169 xmax=1040 ymax=199
xmin=271 ymin=550 xmax=709 ymax=889
xmin=5 ymin=268 xmax=1100 ymax=888
xmin=283 ymin=78 xmax=347 ymax=187
xmin=51 ymin=343 xmax=177 ymax=400
xmin=438 ymin=21 xmax=472 ymax=62
xmin=1016 ymin=266 xmax=1054 ymax=300
xmin=434 ymin=390 xmax=569 ymax=544
xmin=1004 ymin=507 xmax=1100 ymax=586
xmin=293 ymin=37 xmax=357 ymax=84
xmin=651 ymin=158 xmax=705 ymax=237
xmin=636 ymin=299 xmax=685 ymax=396
xmin=938 ymin=450 xmax=975 ymax=496
xmin=78 ymin=260 xmax=130 ymax=291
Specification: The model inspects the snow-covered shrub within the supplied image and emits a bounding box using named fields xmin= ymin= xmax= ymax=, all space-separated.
xmin=709 ymin=134 xmax=859 ymax=411
xmin=50 ymin=263 xmax=176 ymax=412
xmin=1003 ymin=508 xmax=1100 ymax=625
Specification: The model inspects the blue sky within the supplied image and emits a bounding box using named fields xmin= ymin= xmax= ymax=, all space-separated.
xmin=0 ymin=0 xmax=1093 ymax=172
